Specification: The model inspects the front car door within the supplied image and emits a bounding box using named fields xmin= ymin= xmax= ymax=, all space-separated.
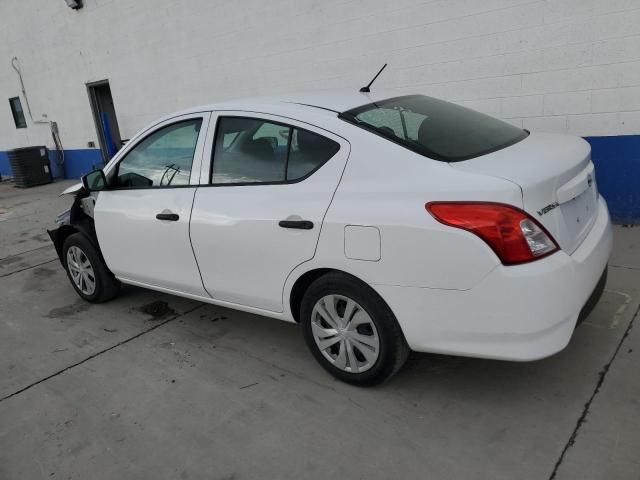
xmin=94 ymin=112 xmax=211 ymax=296
xmin=190 ymin=112 xmax=350 ymax=312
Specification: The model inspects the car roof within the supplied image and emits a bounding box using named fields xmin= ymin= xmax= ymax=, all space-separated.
xmin=168 ymin=89 xmax=399 ymax=119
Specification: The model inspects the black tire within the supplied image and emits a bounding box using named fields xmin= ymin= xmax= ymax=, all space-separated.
xmin=300 ymin=272 xmax=410 ymax=385
xmin=62 ymin=232 xmax=120 ymax=303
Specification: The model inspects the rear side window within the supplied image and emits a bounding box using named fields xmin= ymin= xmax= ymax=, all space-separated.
xmin=288 ymin=129 xmax=340 ymax=180
xmin=211 ymin=117 xmax=339 ymax=184
xmin=341 ymin=95 xmax=528 ymax=162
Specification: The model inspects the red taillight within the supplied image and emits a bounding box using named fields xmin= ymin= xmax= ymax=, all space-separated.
xmin=425 ymin=202 xmax=559 ymax=265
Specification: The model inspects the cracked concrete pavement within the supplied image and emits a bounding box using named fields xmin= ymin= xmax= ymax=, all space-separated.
xmin=1 ymin=179 xmax=639 ymax=480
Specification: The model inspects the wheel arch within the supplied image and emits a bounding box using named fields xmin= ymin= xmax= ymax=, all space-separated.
xmin=288 ymin=267 xmax=381 ymax=323
xmin=48 ymin=221 xmax=101 ymax=264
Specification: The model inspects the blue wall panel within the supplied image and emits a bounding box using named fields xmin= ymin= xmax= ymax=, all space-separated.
xmin=47 ymin=150 xmax=65 ymax=179
xmin=0 ymin=148 xmax=104 ymax=180
xmin=585 ymin=135 xmax=640 ymax=224
xmin=0 ymin=151 xmax=9 ymax=178
xmin=60 ymin=149 xmax=105 ymax=179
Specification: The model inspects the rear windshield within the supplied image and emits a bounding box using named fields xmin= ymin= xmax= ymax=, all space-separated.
xmin=340 ymin=95 xmax=528 ymax=162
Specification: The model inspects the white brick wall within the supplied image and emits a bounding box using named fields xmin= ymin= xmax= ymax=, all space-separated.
xmin=1 ymin=0 xmax=640 ymax=152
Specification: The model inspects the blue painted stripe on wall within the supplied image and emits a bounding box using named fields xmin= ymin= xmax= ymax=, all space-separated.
xmin=585 ymin=135 xmax=640 ymax=224
xmin=0 ymin=151 xmax=9 ymax=178
xmin=0 ymin=148 xmax=104 ymax=180
xmin=47 ymin=150 xmax=65 ymax=179
xmin=59 ymin=149 xmax=105 ymax=179
xmin=1 ymin=136 xmax=639 ymax=222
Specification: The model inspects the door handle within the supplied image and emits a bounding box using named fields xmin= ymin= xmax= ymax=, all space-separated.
xmin=156 ymin=212 xmax=179 ymax=221
xmin=278 ymin=219 xmax=314 ymax=230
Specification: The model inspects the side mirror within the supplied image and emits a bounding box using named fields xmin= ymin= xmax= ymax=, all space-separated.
xmin=81 ymin=169 xmax=108 ymax=192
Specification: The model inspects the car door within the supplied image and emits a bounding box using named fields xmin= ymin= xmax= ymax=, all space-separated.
xmin=94 ymin=112 xmax=211 ymax=296
xmin=189 ymin=112 xmax=350 ymax=312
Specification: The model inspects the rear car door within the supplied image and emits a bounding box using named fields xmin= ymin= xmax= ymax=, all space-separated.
xmin=190 ymin=112 xmax=350 ymax=312
xmin=95 ymin=112 xmax=211 ymax=296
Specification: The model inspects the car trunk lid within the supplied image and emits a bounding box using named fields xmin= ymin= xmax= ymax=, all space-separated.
xmin=452 ymin=132 xmax=598 ymax=254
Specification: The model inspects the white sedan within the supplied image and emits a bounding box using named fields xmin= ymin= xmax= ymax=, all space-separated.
xmin=49 ymin=91 xmax=612 ymax=384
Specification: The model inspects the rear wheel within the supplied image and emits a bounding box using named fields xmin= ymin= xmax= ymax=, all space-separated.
xmin=300 ymin=272 xmax=409 ymax=385
xmin=62 ymin=233 xmax=120 ymax=303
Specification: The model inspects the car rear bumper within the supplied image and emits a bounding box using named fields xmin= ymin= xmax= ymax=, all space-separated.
xmin=375 ymin=196 xmax=613 ymax=361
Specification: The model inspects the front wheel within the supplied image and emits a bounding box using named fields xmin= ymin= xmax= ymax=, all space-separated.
xmin=62 ymin=232 xmax=120 ymax=303
xmin=300 ymin=273 xmax=409 ymax=385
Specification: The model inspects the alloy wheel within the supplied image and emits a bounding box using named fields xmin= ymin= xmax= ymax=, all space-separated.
xmin=310 ymin=294 xmax=380 ymax=373
xmin=66 ymin=245 xmax=96 ymax=295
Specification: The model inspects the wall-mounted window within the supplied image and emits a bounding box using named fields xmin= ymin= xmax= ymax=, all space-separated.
xmin=9 ymin=97 xmax=27 ymax=129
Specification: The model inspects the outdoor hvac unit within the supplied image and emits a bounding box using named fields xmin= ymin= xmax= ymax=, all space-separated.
xmin=8 ymin=146 xmax=53 ymax=188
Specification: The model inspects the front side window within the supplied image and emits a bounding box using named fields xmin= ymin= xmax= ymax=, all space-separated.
xmin=211 ymin=117 xmax=339 ymax=184
xmin=116 ymin=119 xmax=202 ymax=188
xmin=341 ymin=95 xmax=528 ymax=162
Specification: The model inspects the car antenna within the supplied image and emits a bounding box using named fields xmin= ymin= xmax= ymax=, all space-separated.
xmin=359 ymin=64 xmax=387 ymax=93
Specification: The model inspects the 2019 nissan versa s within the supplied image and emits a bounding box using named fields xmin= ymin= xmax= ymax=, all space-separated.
xmin=48 ymin=91 xmax=612 ymax=385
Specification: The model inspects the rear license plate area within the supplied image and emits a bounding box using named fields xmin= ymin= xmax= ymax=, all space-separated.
xmin=561 ymin=181 xmax=598 ymax=242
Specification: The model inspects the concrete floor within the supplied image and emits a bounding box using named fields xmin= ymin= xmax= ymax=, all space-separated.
xmin=0 ymin=178 xmax=638 ymax=480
